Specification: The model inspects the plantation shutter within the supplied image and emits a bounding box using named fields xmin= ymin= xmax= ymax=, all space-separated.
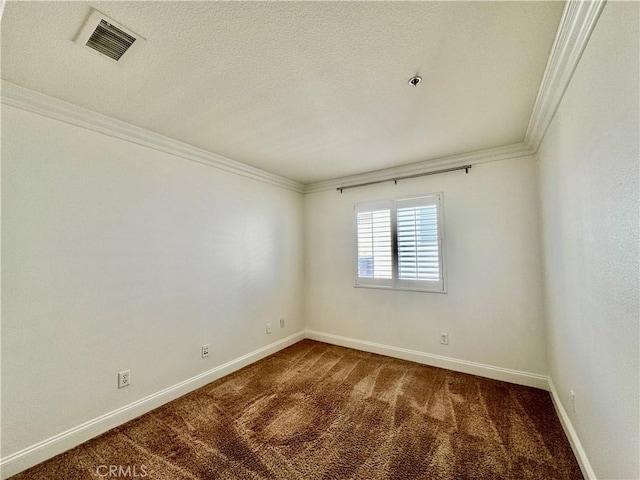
xmin=354 ymin=195 xmax=444 ymax=292
xmin=355 ymin=201 xmax=393 ymax=287
xmin=395 ymin=196 xmax=443 ymax=291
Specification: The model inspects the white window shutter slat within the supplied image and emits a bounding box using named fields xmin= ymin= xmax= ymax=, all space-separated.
xmin=396 ymin=204 xmax=440 ymax=281
xmin=355 ymin=194 xmax=444 ymax=292
xmin=356 ymin=209 xmax=392 ymax=280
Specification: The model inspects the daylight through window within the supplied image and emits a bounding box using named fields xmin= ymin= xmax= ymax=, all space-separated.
xmin=355 ymin=194 xmax=445 ymax=292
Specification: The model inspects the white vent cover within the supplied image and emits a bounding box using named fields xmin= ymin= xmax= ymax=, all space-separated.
xmin=74 ymin=9 xmax=144 ymax=62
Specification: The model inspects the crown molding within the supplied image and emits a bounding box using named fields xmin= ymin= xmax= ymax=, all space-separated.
xmin=304 ymin=142 xmax=535 ymax=194
xmin=0 ymin=81 xmax=305 ymax=193
xmin=2 ymin=0 xmax=605 ymax=194
xmin=525 ymin=0 xmax=607 ymax=151
xmin=305 ymin=0 xmax=606 ymax=194
xmin=1 ymin=81 xmax=533 ymax=195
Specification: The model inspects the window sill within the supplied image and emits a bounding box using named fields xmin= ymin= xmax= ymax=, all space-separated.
xmin=354 ymin=284 xmax=447 ymax=294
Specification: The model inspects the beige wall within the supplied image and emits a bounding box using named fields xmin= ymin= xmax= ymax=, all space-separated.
xmin=2 ymin=4 xmax=638 ymax=479
xmin=1 ymin=104 xmax=305 ymax=458
xmin=537 ymin=2 xmax=639 ymax=479
xmin=304 ymin=155 xmax=548 ymax=378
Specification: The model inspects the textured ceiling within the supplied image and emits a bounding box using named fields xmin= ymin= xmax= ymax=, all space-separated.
xmin=1 ymin=1 xmax=563 ymax=184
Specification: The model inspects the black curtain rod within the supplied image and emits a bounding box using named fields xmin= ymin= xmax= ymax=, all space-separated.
xmin=336 ymin=165 xmax=472 ymax=193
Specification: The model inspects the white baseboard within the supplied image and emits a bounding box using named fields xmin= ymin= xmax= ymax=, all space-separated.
xmin=3 ymin=331 xmax=593 ymax=480
xmin=547 ymin=378 xmax=596 ymax=480
xmin=0 ymin=331 xmax=305 ymax=479
xmin=304 ymin=329 xmax=550 ymax=390
xmin=304 ymin=331 xmax=599 ymax=475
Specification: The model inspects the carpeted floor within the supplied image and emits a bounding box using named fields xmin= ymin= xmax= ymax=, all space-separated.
xmin=11 ymin=340 xmax=583 ymax=479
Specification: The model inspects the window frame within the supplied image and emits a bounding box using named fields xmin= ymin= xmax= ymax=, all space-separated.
xmin=353 ymin=193 xmax=447 ymax=294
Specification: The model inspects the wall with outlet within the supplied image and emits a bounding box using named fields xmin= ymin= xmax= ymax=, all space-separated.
xmin=304 ymin=155 xmax=547 ymax=377
xmin=537 ymin=3 xmax=639 ymax=479
xmin=1 ymin=104 xmax=305 ymax=459
xmin=2 ymin=5 xmax=638 ymax=478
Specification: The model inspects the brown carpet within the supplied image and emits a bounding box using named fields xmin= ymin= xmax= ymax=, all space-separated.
xmin=11 ymin=340 xmax=583 ymax=479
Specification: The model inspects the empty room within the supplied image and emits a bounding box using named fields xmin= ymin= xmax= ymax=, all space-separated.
xmin=1 ymin=1 xmax=638 ymax=479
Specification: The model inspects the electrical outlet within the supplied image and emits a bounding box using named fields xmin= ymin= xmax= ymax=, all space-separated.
xmin=266 ymin=323 xmax=272 ymax=334
xmin=118 ymin=370 xmax=130 ymax=389
xmin=570 ymin=390 xmax=576 ymax=413
xmin=202 ymin=344 xmax=209 ymax=358
xmin=439 ymin=332 xmax=449 ymax=345
xmin=280 ymin=318 xmax=285 ymax=328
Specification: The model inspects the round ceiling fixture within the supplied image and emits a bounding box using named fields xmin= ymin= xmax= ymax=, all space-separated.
xmin=408 ymin=75 xmax=422 ymax=87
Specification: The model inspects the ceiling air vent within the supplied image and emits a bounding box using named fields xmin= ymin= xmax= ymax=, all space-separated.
xmin=74 ymin=9 xmax=144 ymax=63
xmin=86 ymin=20 xmax=136 ymax=61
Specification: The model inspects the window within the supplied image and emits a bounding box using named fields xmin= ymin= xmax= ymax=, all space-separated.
xmin=355 ymin=194 xmax=445 ymax=292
